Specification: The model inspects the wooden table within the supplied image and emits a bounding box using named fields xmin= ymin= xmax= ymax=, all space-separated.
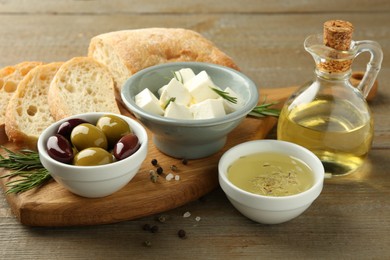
xmin=1 ymin=1 xmax=389 ymax=258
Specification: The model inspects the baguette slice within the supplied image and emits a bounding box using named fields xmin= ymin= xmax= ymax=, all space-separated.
xmin=0 ymin=61 xmax=44 ymax=143
xmin=48 ymin=57 xmax=121 ymax=121
xmin=88 ymin=28 xmax=240 ymax=93
xmin=4 ymin=62 xmax=62 ymax=147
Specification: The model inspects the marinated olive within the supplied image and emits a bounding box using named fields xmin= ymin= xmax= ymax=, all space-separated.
xmin=73 ymin=147 xmax=113 ymax=166
xmin=71 ymin=123 xmax=108 ymax=151
xmin=113 ymin=133 xmax=140 ymax=160
xmin=47 ymin=134 xmax=74 ymax=164
xmin=96 ymin=115 xmax=131 ymax=147
xmin=57 ymin=118 xmax=88 ymax=140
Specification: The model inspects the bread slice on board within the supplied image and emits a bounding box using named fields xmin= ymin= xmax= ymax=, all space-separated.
xmin=88 ymin=28 xmax=240 ymax=93
xmin=48 ymin=57 xmax=121 ymax=121
xmin=0 ymin=61 xmax=44 ymax=144
xmin=4 ymin=62 xmax=62 ymax=148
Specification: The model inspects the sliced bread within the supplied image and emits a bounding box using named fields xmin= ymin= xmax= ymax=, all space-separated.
xmin=88 ymin=28 xmax=240 ymax=93
xmin=48 ymin=57 xmax=121 ymax=121
xmin=0 ymin=61 xmax=43 ymax=143
xmin=4 ymin=62 xmax=62 ymax=147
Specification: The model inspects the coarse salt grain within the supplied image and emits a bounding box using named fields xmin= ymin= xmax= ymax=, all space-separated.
xmin=175 ymin=175 xmax=180 ymax=181
xmin=183 ymin=211 xmax=191 ymax=218
xmin=166 ymin=173 xmax=174 ymax=181
xmin=195 ymin=216 xmax=201 ymax=222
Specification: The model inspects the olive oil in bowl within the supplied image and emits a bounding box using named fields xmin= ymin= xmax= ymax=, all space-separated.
xmin=227 ymin=152 xmax=314 ymax=197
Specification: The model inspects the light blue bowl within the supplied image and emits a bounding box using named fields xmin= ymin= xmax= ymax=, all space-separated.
xmin=121 ymin=62 xmax=259 ymax=159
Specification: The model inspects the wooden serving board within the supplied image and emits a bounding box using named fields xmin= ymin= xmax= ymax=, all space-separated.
xmin=0 ymin=87 xmax=296 ymax=226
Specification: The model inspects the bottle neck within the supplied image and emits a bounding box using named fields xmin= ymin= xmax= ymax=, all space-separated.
xmin=315 ymin=68 xmax=351 ymax=81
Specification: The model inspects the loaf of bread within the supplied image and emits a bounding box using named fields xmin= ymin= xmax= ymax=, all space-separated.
xmin=0 ymin=61 xmax=44 ymax=143
xmin=4 ymin=62 xmax=62 ymax=147
xmin=88 ymin=28 xmax=240 ymax=93
xmin=48 ymin=57 xmax=121 ymax=121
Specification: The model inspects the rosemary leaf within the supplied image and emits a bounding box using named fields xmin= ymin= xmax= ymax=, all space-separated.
xmin=210 ymin=87 xmax=238 ymax=104
xmin=0 ymin=147 xmax=52 ymax=194
xmin=4 ymin=168 xmax=51 ymax=194
xmin=163 ymin=97 xmax=176 ymax=109
xmin=171 ymin=71 xmax=184 ymax=84
xmin=249 ymin=101 xmax=280 ymax=118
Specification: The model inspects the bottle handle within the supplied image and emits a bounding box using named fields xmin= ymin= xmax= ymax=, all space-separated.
xmin=353 ymin=40 xmax=383 ymax=98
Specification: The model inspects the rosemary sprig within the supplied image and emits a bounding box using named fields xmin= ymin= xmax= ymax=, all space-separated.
xmin=171 ymin=71 xmax=184 ymax=84
xmin=210 ymin=87 xmax=238 ymax=104
xmin=163 ymin=97 xmax=176 ymax=109
xmin=249 ymin=100 xmax=280 ymax=118
xmin=0 ymin=147 xmax=51 ymax=194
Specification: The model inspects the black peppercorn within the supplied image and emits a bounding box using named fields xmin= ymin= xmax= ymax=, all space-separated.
xmin=150 ymin=225 xmax=159 ymax=233
xmin=156 ymin=167 xmax=163 ymax=175
xmin=178 ymin=229 xmax=186 ymax=239
xmin=151 ymin=159 xmax=158 ymax=166
xmin=181 ymin=158 xmax=188 ymax=165
xmin=142 ymin=223 xmax=151 ymax=231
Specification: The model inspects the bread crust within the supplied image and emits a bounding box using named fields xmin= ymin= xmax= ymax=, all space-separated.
xmin=88 ymin=28 xmax=240 ymax=92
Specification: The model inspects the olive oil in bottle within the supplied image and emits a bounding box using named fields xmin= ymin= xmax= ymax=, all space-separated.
xmin=277 ymin=96 xmax=373 ymax=176
xmin=277 ymin=20 xmax=382 ymax=176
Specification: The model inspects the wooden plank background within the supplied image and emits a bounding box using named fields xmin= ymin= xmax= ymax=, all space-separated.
xmin=0 ymin=0 xmax=389 ymax=258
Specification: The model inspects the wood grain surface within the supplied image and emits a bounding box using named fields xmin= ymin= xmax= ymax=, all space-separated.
xmin=0 ymin=1 xmax=389 ymax=259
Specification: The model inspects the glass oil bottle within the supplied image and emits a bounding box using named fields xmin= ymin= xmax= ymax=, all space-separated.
xmin=277 ymin=20 xmax=383 ymax=176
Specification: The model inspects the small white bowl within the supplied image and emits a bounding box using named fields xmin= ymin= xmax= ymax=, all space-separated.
xmin=218 ymin=140 xmax=324 ymax=224
xmin=37 ymin=112 xmax=148 ymax=198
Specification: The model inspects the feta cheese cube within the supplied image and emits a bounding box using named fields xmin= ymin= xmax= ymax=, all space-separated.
xmin=190 ymin=98 xmax=226 ymax=119
xmin=159 ymin=78 xmax=192 ymax=106
xmin=174 ymin=68 xmax=195 ymax=84
xmin=221 ymin=87 xmax=244 ymax=113
xmin=185 ymin=71 xmax=220 ymax=103
xmin=135 ymin=88 xmax=164 ymax=116
xmin=164 ymin=102 xmax=193 ymax=119
xmin=157 ymin=84 xmax=167 ymax=96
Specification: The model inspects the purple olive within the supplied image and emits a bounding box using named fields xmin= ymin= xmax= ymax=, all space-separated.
xmin=57 ymin=118 xmax=88 ymax=140
xmin=113 ymin=133 xmax=140 ymax=160
xmin=47 ymin=134 xmax=74 ymax=164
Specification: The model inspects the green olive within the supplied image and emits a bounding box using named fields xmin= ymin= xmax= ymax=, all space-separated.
xmin=96 ymin=115 xmax=131 ymax=147
xmin=73 ymin=147 xmax=113 ymax=166
xmin=71 ymin=123 xmax=108 ymax=151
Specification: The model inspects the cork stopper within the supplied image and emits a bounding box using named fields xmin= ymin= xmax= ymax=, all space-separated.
xmin=323 ymin=20 xmax=353 ymax=51
xmin=319 ymin=20 xmax=354 ymax=73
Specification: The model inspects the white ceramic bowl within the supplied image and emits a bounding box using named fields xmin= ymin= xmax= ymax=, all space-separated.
xmin=218 ymin=140 xmax=324 ymax=224
xmin=121 ymin=62 xmax=259 ymax=159
xmin=37 ymin=112 xmax=148 ymax=198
